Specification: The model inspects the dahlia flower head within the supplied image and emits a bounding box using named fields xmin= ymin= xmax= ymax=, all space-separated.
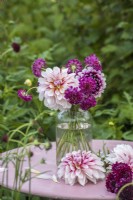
xmin=57 ymin=150 xmax=105 ymax=186
xmin=37 ymin=67 xmax=78 ymax=110
xmin=106 ymin=144 xmax=133 ymax=172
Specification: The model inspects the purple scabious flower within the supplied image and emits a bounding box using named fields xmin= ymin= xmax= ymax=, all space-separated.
xmin=84 ymin=54 xmax=102 ymax=71
xmin=106 ymin=162 xmax=132 ymax=194
xmin=18 ymin=89 xmax=32 ymax=102
xmin=32 ymin=58 xmax=46 ymax=77
xmin=79 ymin=77 xmax=96 ymax=95
xmin=80 ymin=95 xmax=96 ymax=110
xmin=78 ymin=68 xmax=106 ymax=98
xmin=12 ymin=42 xmax=20 ymax=52
xmin=66 ymin=59 xmax=83 ymax=75
xmin=64 ymin=86 xmax=83 ymax=105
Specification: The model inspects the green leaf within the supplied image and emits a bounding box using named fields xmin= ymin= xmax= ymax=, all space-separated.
xmin=123 ymin=131 xmax=133 ymax=141
xmin=101 ymin=44 xmax=118 ymax=53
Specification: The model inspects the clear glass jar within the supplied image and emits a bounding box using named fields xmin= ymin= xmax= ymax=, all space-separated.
xmin=56 ymin=108 xmax=92 ymax=164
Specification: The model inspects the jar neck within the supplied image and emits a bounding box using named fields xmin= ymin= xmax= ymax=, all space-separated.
xmin=70 ymin=105 xmax=79 ymax=113
xmin=68 ymin=105 xmax=86 ymax=119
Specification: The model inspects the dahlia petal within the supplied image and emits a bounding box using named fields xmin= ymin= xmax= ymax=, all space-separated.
xmin=41 ymin=71 xmax=47 ymax=78
xmin=98 ymin=171 xmax=105 ymax=179
xmin=85 ymin=172 xmax=97 ymax=184
xmin=57 ymin=168 xmax=64 ymax=178
xmin=59 ymin=88 xmax=65 ymax=93
xmin=76 ymin=169 xmax=82 ymax=176
xmin=39 ymin=93 xmax=44 ymax=101
xmin=46 ymin=68 xmax=53 ymax=74
xmin=55 ymin=90 xmax=60 ymax=96
xmin=66 ymin=176 xmax=76 ymax=186
xmin=45 ymin=90 xmax=54 ymax=96
xmin=37 ymin=86 xmax=45 ymax=93
xmin=38 ymin=77 xmax=46 ymax=84
xmin=70 ymin=172 xmax=76 ymax=179
xmin=78 ymin=174 xmax=87 ymax=186
xmin=90 ymin=165 xmax=106 ymax=172
xmin=53 ymin=66 xmax=60 ymax=75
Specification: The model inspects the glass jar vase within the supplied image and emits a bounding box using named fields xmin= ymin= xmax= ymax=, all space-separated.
xmin=56 ymin=108 xmax=92 ymax=164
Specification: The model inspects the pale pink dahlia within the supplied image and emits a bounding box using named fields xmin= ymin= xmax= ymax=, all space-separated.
xmin=57 ymin=150 xmax=105 ymax=186
xmin=37 ymin=67 xmax=78 ymax=111
xmin=106 ymin=144 xmax=133 ymax=172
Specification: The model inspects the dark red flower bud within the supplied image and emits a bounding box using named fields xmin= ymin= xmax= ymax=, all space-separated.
xmin=1 ymin=134 xmax=8 ymax=143
xmin=12 ymin=42 xmax=20 ymax=52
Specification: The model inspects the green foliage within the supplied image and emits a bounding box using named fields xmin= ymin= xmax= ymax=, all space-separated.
xmin=0 ymin=0 xmax=133 ymax=150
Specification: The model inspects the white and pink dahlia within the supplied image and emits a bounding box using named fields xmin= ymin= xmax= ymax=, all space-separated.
xmin=57 ymin=150 xmax=105 ymax=186
xmin=37 ymin=67 xmax=78 ymax=111
xmin=106 ymin=144 xmax=133 ymax=172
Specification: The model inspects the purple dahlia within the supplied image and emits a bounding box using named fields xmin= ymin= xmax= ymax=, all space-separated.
xmin=66 ymin=59 xmax=82 ymax=75
xmin=80 ymin=95 xmax=96 ymax=110
xmin=84 ymin=54 xmax=102 ymax=71
xmin=106 ymin=162 xmax=132 ymax=194
xmin=17 ymin=89 xmax=32 ymax=102
xmin=32 ymin=58 xmax=46 ymax=77
xmin=79 ymin=77 xmax=96 ymax=95
xmin=78 ymin=68 xmax=106 ymax=98
xmin=65 ymin=86 xmax=83 ymax=105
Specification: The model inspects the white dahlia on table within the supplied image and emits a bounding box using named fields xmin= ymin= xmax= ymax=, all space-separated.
xmin=57 ymin=150 xmax=105 ymax=186
xmin=106 ymin=144 xmax=133 ymax=172
xmin=37 ymin=67 xmax=78 ymax=111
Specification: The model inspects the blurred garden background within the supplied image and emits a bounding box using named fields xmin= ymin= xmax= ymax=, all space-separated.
xmin=1 ymin=0 xmax=133 ymax=152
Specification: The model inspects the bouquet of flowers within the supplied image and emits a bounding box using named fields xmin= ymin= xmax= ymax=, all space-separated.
xmin=18 ymin=54 xmax=106 ymax=163
xmin=18 ymin=54 xmax=106 ymax=109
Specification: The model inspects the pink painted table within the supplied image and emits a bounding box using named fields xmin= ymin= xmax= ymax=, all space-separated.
xmin=0 ymin=140 xmax=133 ymax=200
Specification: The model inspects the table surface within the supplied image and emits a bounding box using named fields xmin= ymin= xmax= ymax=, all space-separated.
xmin=0 ymin=140 xmax=133 ymax=200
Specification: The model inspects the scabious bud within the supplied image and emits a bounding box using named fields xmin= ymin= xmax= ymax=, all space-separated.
xmin=24 ymin=79 xmax=32 ymax=87
xmin=11 ymin=42 xmax=20 ymax=53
